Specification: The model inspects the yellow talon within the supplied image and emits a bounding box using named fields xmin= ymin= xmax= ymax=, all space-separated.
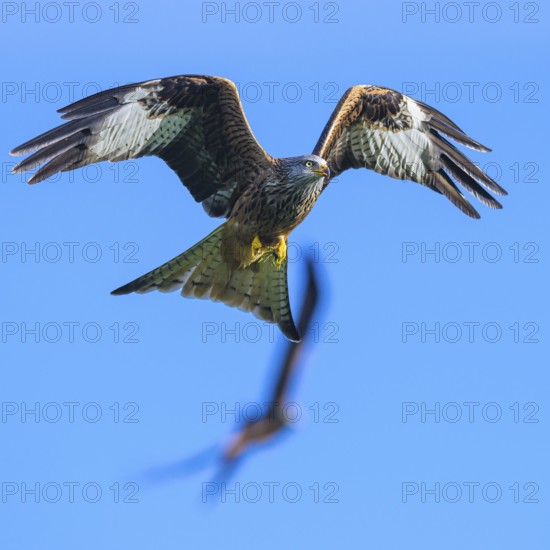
xmin=251 ymin=235 xmax=263 ymax=258
xmin=274 ymin=237 xmax=287 ymax=267
xmin=248 ymin=235 xmax=286 ymax=268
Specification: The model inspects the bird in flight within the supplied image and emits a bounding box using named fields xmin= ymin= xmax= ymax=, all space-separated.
xmin=222 ymin=253 xmax=320 ymax=467
xmin=141 ymin=256 xmax=321 ymax=492
xmin=10 ymin=75 xmax=507 ymax=341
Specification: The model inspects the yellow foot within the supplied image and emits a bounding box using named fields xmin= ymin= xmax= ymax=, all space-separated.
xmin=273 ymin=237 xmax=287 ymax=268
xmin=248 ymin=235 xmax=287 ymax=268
xmin=251 ymin=235 xmax=263 ymax=260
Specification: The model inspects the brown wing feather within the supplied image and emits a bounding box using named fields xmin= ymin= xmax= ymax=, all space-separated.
xmin=10 ymin=75 xmax=271 ymax=218
xmin=313 ymin=85 xmax=507 ymax=218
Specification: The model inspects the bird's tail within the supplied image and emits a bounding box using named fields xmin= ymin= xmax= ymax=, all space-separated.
xmin=111 ymin=223 xmax=300 ymax=342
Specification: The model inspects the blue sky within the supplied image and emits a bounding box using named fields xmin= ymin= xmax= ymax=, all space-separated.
xmin=0 ymin=1 xmax=548 ymax=548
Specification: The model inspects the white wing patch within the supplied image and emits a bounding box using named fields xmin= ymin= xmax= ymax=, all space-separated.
xmin=405 ymin=97 xmax=430 ymax=124
xmin=89 ymin=89 xmax=193 ymax=162
xmin=352 ymin=120 xmax=434 ymax=182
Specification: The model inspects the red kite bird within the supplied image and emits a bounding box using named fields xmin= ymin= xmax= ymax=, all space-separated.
xmin=11 ymin=75 xmax=507 ymax=340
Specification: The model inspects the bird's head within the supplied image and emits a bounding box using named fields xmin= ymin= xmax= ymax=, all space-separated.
xmin=280 ymin=155 xmax=330 ymax=184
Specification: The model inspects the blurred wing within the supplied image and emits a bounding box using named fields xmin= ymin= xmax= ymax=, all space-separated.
xmin=272 ymin=255 xmax=320 ymax=403
xmin=10 ymin=75 xmax=271 ymax=218
xmin=313 ymin=85 xmax=507 ymax=218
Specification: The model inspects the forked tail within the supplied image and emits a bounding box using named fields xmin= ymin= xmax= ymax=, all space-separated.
xmin=111 ymin=223 xmax=300 ymax=341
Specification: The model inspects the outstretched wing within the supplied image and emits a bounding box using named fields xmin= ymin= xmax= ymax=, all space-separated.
xmin=10 ymin=75 xmax=271 ymax=218
xmin=313 ymin=85 xmax=507 ymax=218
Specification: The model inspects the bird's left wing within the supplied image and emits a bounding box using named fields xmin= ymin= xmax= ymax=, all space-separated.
xmin=313 ymin=85 xmax=507 ymax=218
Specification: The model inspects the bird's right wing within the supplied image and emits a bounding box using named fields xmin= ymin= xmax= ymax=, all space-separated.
xmin=10 ymin=75 xmax=271 ymax=218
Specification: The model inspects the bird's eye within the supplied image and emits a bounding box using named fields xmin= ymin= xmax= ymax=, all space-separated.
xmin=305 ymin=161 xmax=313 ymax=168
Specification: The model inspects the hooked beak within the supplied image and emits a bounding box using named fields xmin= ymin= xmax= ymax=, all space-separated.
xmin=311 ymin=163 xmax=330 ymax=178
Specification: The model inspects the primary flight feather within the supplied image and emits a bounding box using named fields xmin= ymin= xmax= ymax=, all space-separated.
xmin=10 ymin=74 xmax=507 ymax=341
